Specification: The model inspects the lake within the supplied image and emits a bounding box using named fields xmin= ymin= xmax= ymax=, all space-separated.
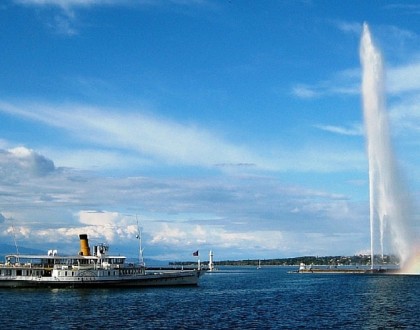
xmin=0 ymin=266 xmax=418 ymax=329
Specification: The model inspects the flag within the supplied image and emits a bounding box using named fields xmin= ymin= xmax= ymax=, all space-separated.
xmin=193 ymin=250 xmax=199 ymax=257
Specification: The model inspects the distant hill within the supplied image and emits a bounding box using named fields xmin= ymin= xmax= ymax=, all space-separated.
xmin=0 ymin=244 xmax=45 ymax=258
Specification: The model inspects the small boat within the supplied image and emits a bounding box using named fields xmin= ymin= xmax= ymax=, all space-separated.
xmin=0 ymin=234 xmax=204 ymax=288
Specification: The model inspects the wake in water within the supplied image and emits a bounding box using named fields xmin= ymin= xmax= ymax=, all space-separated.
xmin=360 ymin=23 xmax=415 ymax=272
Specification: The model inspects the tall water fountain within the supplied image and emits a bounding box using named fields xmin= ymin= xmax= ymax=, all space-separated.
xmin=360 ymin=23 xmax=414 ymax=271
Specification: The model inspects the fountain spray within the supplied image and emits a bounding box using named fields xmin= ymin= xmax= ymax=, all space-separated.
xmin=360 ymin=23 xmax=412 ymax=269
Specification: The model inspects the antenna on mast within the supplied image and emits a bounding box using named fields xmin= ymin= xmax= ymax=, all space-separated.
xmin=136 ymin=216 xmax=145 ymax=267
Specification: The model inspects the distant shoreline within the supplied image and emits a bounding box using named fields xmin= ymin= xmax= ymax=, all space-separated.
xmin=170 ymin=254 xmax=399 ymax=267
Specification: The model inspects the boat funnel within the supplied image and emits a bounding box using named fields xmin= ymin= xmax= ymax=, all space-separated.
xmin=79 ymin=234 xmax=91 ymax=256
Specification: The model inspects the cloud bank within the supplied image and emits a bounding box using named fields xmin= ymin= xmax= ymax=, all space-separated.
xmin=0 ymin=142 xmax=368 ymax=259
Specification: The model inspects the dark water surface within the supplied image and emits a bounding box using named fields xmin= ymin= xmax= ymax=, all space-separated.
xmin=0 ymin=267 xmax=418 ymax=329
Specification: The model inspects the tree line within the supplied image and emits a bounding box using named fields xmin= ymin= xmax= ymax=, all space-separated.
xmin=170 ymin=254 xmax=399 ymax=267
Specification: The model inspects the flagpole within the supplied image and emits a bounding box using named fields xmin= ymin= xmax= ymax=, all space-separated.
xmin=193 ymin=250 xmax=200 ymax=270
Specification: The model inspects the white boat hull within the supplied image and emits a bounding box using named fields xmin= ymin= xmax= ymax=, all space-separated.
xmin=0 ymin=270 xmax=203 ymax=288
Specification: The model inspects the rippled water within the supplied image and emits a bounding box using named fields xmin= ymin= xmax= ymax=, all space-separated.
xmin=1 ymin=267 xmax=419 ymax=329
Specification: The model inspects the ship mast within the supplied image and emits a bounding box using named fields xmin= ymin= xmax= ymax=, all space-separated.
xmin=136 ymin=217 xmax=145 ymax=267
xmin=10 ymin=218 xmax=20 ymax=262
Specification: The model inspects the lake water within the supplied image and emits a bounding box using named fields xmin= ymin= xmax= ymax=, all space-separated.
xmin=1 ymin=266 xmax=418 ymax=329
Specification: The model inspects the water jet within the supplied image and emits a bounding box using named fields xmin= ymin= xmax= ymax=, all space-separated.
xmin=360 ymin=23 xmax=416 ymax=273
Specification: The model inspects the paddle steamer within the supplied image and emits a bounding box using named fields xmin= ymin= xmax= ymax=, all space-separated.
xmin=0 ymin=234 xmax=203 ymax=288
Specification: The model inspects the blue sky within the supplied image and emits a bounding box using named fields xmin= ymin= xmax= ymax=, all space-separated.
xmin=1 ymin=0 xmax=420 ymax=261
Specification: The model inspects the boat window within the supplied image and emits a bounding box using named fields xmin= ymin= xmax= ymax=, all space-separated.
xmin=79 ymin=259 xmax=89 ymax=265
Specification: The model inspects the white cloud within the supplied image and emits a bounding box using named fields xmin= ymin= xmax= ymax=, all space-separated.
xmin=292 ymin=85 xmax=320 ymax=99
xmin=148 ymin=219 xmax=369 ymax=260
xmin=149 ymin=222 xmax=286 ymax=254
xmin=12 ymin=0 xmax=128 ymax=36
xmin=388 ymin=62 xmax=420 ymax=94
xmin=0 ymin=145 xmax=369 ymax=259
xmin=14 ymin=0 xmax=132 ymax=9
xmin=9 ymin=147 xmax=55 ymax=173
xmin=150 ymin=223 xmax=188 ymax=245
xmin=78 ymin=210 xmax=119 ymax=226
xmin=0 ymin=100 xmax=272 ymax=170
xmin=389 ymin=94 xmax=420 ymax=136
xmin=14 ymin=0 xmax=210 ymax=8
xmin=315 ymin=123 xmax=363 ymax=136
xmin=383 ymin=3 xmax=420 ymax=13
xmin=292 ymin=68 xmax=360 ymax=100
xmin=44 ymin=148 xmax=152 ymax=170
xmin=0 ymin=146 xmax=56 ymax=181
xmin=0 ymin=98 xmax=369 ymax=176
xmin=292 ymin=47 xmax=420 ymax=101
xmin=379 ymin=25 xmax=418 ymax=46
xmin=335 ymin=21 xmax=361 ymax=35
xmin=13 ymin=0 xmax=215 ymax=35
xmin=5 ymin=224 xmax=31 ymax=238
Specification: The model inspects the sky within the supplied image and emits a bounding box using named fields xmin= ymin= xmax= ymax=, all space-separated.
xmin=1 ymin=0 xmax=420 ymax=262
